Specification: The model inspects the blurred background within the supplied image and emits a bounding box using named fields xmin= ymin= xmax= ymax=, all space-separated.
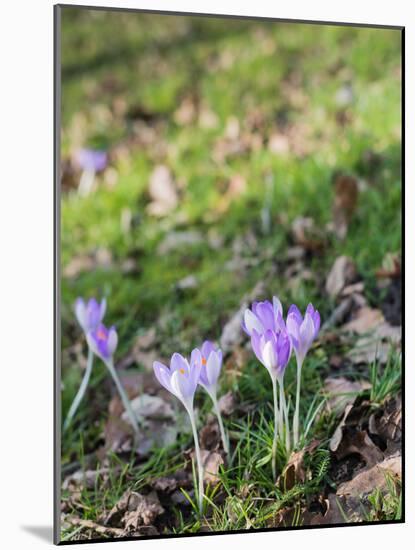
xmin=60 ymin=8 xmax=401 ymax=463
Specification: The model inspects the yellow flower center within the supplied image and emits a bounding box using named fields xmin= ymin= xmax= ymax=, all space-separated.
xmin=179 ymin=368 xmax=185 ymax=374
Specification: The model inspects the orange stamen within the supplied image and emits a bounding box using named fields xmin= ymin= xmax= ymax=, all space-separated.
xmin=179 ymin=368 xmax=185 ymax=374
xmin=97 ymin=329 xmax=106 ymax=340
xmin=202 ymin=357 xmax=207 ymax=366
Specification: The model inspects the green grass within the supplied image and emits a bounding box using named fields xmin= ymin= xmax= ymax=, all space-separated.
xmin=59 ymin=6 xmax=402 ymax=540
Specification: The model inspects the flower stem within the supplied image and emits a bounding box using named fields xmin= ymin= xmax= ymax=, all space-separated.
xmin=189 ymin=410 xmax=204 ymax=515
xmin=63 ymin=347 xmax=94 ymax=431
xmin=211 ymin=394 xmax=229 ymax=455
xmin=271 ymin=376 xmax=279 ymax=481
xmin=280 ymin=377 xmax=291 ymax=452
xmin=293 ymin=357 xmax=303 ymax=447
xmin=105 ymin=358 xmax=139 ymax=435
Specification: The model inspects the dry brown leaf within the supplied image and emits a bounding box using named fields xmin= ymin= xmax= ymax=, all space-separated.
xmin=200 ymin=450 xmax=224 ymax=484
xmin=217 ymin=391 xmax=235 ymax=416
xmin=105 ymin=490 xmax=164 ymax=531
xmin=337 ymin=455 xmax=401 ymax=499
xmin=199 ymin=422 xmax=220 ymax=451
xmin=278 ymin=440 xmax=320 ymax=491
xmin=342 ymin=306 xmax=384 ymax=334
xmin=325 ymin=256 xmax=357 ymax=298
xmin=332 ymin=174 xmax=358 ymax=239
xmin=156 ymin=230 xmax=203 ymax=255
xmin=335 ymin=430 xmax=384 ymax=467
xmin=291 ymin=216 xmax=325 ymax=251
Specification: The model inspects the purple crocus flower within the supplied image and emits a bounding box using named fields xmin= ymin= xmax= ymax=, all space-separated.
xmin=194 ymin=341 xmax=229 ymax=454
xmin=87 ymin=323 xmax=118 ymax=362
xmin=153 ymin=350 xmax=202 ymax=413
xmin=197 ymin=341 xmax=223 ymax=396
xmin=76 ymin=148 xmax=108 ymax=172
xmin=286 ymin=303 xmax=320 ymax=364
xmin=75 ymin=297 xmax=106 ymax=334
xmin=251 ymin=328 xmax=291 ymax=381
xmin=242 ymin=296 xmax=286 ymax=337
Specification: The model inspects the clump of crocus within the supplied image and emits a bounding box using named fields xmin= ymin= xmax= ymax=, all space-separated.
xmin=153 ymin=351 xmax=204 ymax=513
xmin=75 ymin=148 xmax=107 ymax=196
xmin=243 ymin=296 xmax=320 ymax=476
xmin=243 ymin=298 xmax=292 ymax=478
xmin=195 ymin=341 xmax=229 ymax=454
xmin=64 ymin=298 xmax=139 ymax=437
xmin=64 ymin=298 xmax=106 ymax=430
xmin=286 ymin=303 xmax=320 ymax=446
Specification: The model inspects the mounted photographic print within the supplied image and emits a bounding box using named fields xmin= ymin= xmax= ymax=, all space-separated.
xmin=54 ymin=4 xmax=404 ymax=544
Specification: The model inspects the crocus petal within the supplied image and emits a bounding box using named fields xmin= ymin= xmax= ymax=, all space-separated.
xmin=153 ymin=361 xmax=173 ymax=393
xmin=250 ymin=329 xmax=263 ymax=363
xmin=243 ymin=309 xmax=264 ymax=336
xmin=288 ymin=304 xmax=303 ymax=323
xmin=312 ymin=309 xmax=321 ymax=337
xmin=201 ymin=341 xmax=215 ymax=359
xmin=286 ymin=313 xmax=300 ymax=342
xmin=170 ymin=352 xmax=189 ymax=374
xmin=100 ymin=298 xmax=107 ymax=321
xmin=262 ymin=340 xmax=277 ymax=372
xmin=256 ymin=301 xmax=275 ymax=332
xmin=206 ymin=350 xmax=221 ymax=387
xmin=75 ymin=298 xmax=86 ymax=330
xmin=273 ymin=296 xmax=283 ymax=318
xmin=300 ymin=313 xmax=315 ymax=355
xmin=190 ymin=348 xmax=202 ymax=386
xmin=170 ymin=369 xmax=193 ymax=408
xmin=107 ymin=327 xmax=118 ymax=356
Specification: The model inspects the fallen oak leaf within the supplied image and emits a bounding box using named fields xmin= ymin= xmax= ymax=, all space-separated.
xmin=335 ymin=429 xmax=384 ymax=468
xmin=325 ymin=256 xmax=357 ymax=299
xmin=278 ymin=440 xmax=320 ymax=491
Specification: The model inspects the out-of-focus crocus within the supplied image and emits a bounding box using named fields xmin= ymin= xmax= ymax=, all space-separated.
xmin=76 ymin=148 xmax=108 ymax=172
xmin=86 ymin=323 xmax=139 ymax=436
xmin=87 ymin=323 xmax=118 ymax=362
xmin=286 ymin=303 xmax=321 ymax=446
xmin=75 ymin=297 xmax=107 ymax=334
xmin=64 ymin=297 xmax=107 ymax=430
xmin=76 ymin=148 xmax=108 ymax=197
xmin=242 ymin=297 xmax=286 ymax=337
xmin=195 ymin=341 xmax=229 ymax=454
xmin=153 ymin=351 xmax=204 ymax=514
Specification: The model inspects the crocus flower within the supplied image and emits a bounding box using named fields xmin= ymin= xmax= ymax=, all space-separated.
xmin=250 ymin=329 xmax=291 ymax=382
xmin=75 ymin=297 xmax=106 ymax=334
xmin=195 ymin=341 xmax=229 ymax=454
xmin=286 ymin=303 xmax=320 ymax=364
xmin=64 ymin=297 xmax=106 ymax=430
xmin=76 ymin=148 xmax=108 ymax=172
xmin=153 ymin=351 xmax=204 ymax=513
xmin=153 ymin=351 xmax=202 ymax=413
xmin=87 ymin=323 xmax=118 ymax=362
xmin=242 ymin=296 xmax=286 ymax=337
xmin=86 ymin=322 xmax=139 ymax=435
xmin=286 ymin=303 xmax=320 ymax=447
